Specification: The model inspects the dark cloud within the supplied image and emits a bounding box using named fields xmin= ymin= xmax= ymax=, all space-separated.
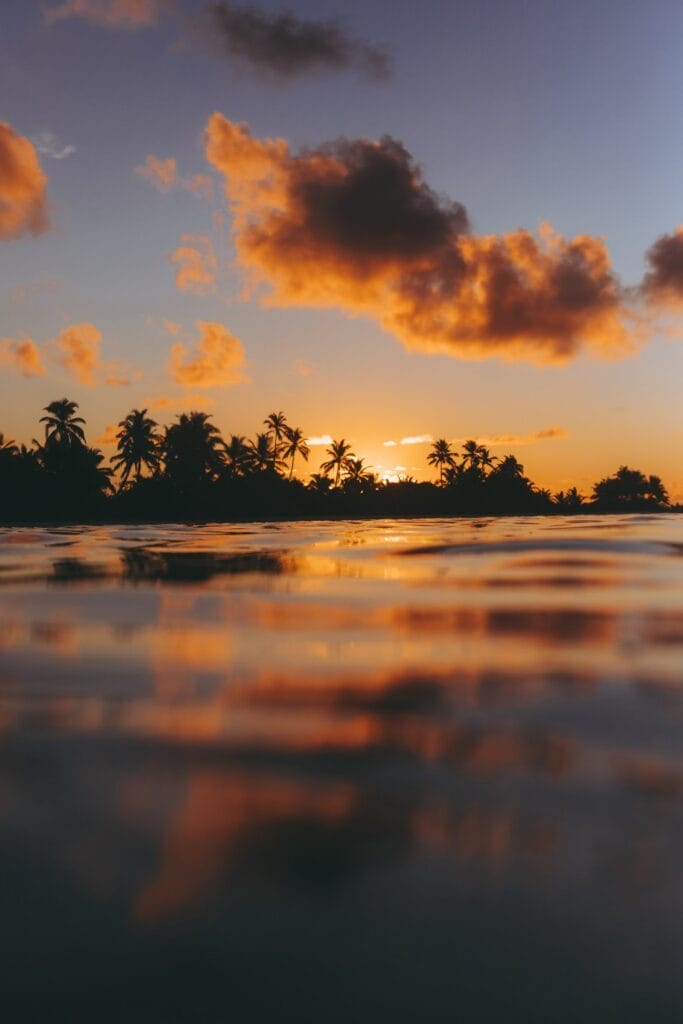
xmin=206 ymin=3 xmax=391 ymax=79
xmin=641 ymin=227 xmax=683 ymax=305
xmin=206 ymin=115 xmax=633 ymax=364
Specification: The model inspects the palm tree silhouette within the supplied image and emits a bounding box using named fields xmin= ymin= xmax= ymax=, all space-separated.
xmin=0 ymin=433 xmax=18 ymax=459
xmin=427 ymin=438 xmax=456 ymax=485
xmin=224 ymin=434 xmax=250 ymax=477
xmin=163 ymin=411 xmax=225 ymax=487
xmin=320 ymin=438 xmax=355 ymax=487
xmin=282 ymin=425 xmax=310 ymax=480
xmin=40 ymin=399 xmax=86 ymax=447
xmin=246 ymin=432 xmax=286 ymax=474
xmin=112 ymin=408 xmax=161 ymax=486
xmin=460 ymin=439 xmax=498 ymax=474
xmin=264 ymin=411 xmax=288 ymax=469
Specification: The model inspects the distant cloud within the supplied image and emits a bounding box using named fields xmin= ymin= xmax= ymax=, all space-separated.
xmin=169 ymin=233 xmax=217 ymax=294
xmin=183 ymin=173 xmax=214 ymax=202
xmin=169 ymin=320 xmax=247 ymax=387
xmin=43 ymin=0 xmax=174 ymax=30
xmin=0 ymin=123 xmax=51 ymax=240
xmin=30 ymin=132 xmax=76 ymax=160
xmin=201 ymin=3 xmax=391 ymax=80
xmin=135 ymin=155 xmax=215 ymax=201
xmin=291 ymin=358 xmax=314 ymax=377
xmin=452 ymin=426 xmax=568 ymax=447
xmin=305 ymin=434 xmax=333 ymax=447
xmin=162 ymin=319 xmax=182 ymax=336
xmin=96 ymin=424 xmax=119 ymax=446
xmin=383 ymin=435 xmax=433 ymax=447
xmin=54 ymin=322 xmax=104 ymax=385
xmin=145 ymin=393 xmax=217 ymax=411
xmin=135 ymin=154 xmax=178 ymax=191
xmin=400 ymin=434 xmax=434 ymax=446
xmin=51 ymin=322 xmax=134 ymax=386
xmin=0 ymin=337 xmax=47 ymax=377
xmin=205 ymin=115 xmax=636 ymax=365
xmin=641 ymin=226 xmax=683 ymax=306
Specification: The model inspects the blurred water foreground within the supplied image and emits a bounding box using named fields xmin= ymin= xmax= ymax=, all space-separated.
xmin=2 ymin=515 xmax=683 ymax=1022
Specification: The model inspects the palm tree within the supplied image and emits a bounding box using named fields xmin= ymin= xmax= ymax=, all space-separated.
xmin=460 ymin=439 xmax=480 ymax=470
xmin=343 ymin=457 xmax=372 ymax=484
xmin=320 ymin=438 xmax=355 ymax=487
xmin=307 ymin=473 xmax=333 ymax=495
xmin=111 ymin=408 xmax=161 ymax=486
xmin=282 ymin=425 xmax=309 ymax=480
xmin=427 ymin=438 xmax=456 ymax=485
xmin=0 ymin=433 xmax=18 ymax=459
xmin=460 ymin=439 xmax=497 ymax=475
xmin=246 ymin=432 xmax=286 ymax=474
xmin=224 ymin=434 xmax=250 ymax=477
xmin=40 ymin=398 xmax=86 ymax=448
xmin=264 ymin=411 xmax=288 ymax=468
xmin=162 ymin=411 xmax=225 ymax=488
xmin=476 ymin=445 xmax=498 ymax=475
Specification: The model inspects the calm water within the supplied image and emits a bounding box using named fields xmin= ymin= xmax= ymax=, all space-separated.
xmin=2 ymin=515 xmax=683 ymax=1021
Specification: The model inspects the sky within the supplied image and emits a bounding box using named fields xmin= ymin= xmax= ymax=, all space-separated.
xmin=2 ymin=0 xmax=683 ymax=496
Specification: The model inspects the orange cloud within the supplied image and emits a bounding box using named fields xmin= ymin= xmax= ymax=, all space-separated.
xmin=51 ymin=322 xmax=134 ymax=386
xmin=145 ymin=394 xmax=218 ymax=411
xmin=44 ymin=0 xmax=172 ymax=30
xmin=291 ymin=358 xmax=314 ymax=377
xmin=205 ymin=115 xmax=634 ymax=364
xmin=135 ymin=154 xmax=178 ymax=191
xmin=452 ymin=426 xmax=568 ymax=446
xmin=54 ymin=322 xmax=102 ymax=385
xmin=169 ymin=233 xmax=217 ymax=294
xmin=0 ymin=123 xmax=50 ymax=240
xmin=183 ymin=174 xmax=214 ymax=202
xmin=95 ymin=424 xmax=118 ymax=446
xmin=0 ymin=337 xmax=47 ymax=377
xmin=169 ymin=321 xmax=247 ymax=388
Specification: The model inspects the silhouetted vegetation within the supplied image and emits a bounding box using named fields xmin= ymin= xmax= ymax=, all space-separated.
xmin=0 ymin=400 xmax=674 ymax=523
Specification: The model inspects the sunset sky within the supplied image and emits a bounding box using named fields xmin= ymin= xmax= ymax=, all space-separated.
xmin=2 ymin=0 xmax=683 ymax=496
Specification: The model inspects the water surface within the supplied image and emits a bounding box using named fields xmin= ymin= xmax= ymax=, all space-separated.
xmin=2 ymin=515 xmax=683 ymax=1021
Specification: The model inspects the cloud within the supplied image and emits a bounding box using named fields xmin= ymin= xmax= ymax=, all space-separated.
xmin=136 ymin=155 xmax=214 ymax=200
xmin=183 ymin=173 xmax=214 ymax=202
xmin=0 ymin=123 xmax=51 ymax=240
xmin=30 ymin=132 xmax=76 ymax=160
xmin=145 ymin=393 xmax=217 ymax=411
xmin=452 ymin=426 xmax=568 ymax=446
xmin=0 ymin=337 xmax=47 ymax=377
xmin=169 ymin=233 xmax=217 ymax=294
xmin=383 ymin=436 xmax=433 ymax=447
xmin=291 ymin=358 xmax=314 ymax=377
xmin=205 ymin=115 xmax=635 ymax=365
xmin=400 ymin=434 xmax=434 ymax=446
xmin=51 ymin=322 xmax=134 ymax=386
xmin=54 ymin=322 xmax=103 ymax=385
xmin=162 ymin=319 xmax=182 ymax=336
xmin=169 ymin=320 xmax=247 ymax=387
xmin=202 ymin=3 xmax=391 ymax=80
xmin=641 ymin=226 xmax=683 ymax=306
xmin=135 ymin=154 xmax=178 ymax=191
xmin=95 ymin=424 xmax=119 ymax=446
xmin=305 ymin=434 xmax=333 ymax=446
xmin=43 ymin=0 xmax=173 ymax=30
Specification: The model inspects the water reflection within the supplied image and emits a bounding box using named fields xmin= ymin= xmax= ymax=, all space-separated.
xmin=2 ymin=516 xmax=683 ymax=1020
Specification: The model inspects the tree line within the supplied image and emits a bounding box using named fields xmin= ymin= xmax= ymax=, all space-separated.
xmin=0 ymin=398 xmax=673 ymax=523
